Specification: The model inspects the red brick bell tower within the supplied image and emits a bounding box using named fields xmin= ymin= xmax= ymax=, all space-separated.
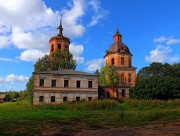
xmin=104 ymin=27 xmax=136 ymax=98
xmin=49 ymin=16 xmax=70 ymax=54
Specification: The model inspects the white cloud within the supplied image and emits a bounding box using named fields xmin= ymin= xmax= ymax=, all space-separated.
xmin=169 ymin=56 xmax=180 ymax=62
xmin=0 ymin=57 xmax=18 ymax=62
xmin=61 ymin=0 xmax=85 ymax=37
xmin=153 ymin=36 xmax=167 ymax=42
xmin=145 ymin=45 xmax=179 ymax=63
xmin=0 ymin=0 xmax=59 ymax=31
xmin=153 ymin=36 xmax=180 ymax=45
xmin=69 ymin=43 xmax=84 ymax=64
xmin=0 ymin=25 xmax=10 ymax=34
xmin=88 ymin=0 xmax=109 ymax=27
xmin=18 ymin=49 xmax=48 ymax=62
xmin=0 ymin=74 xmax=29 ymax=83
xmin=0 ymin=36 xmax=10 ymax=48
xmin=11 ymin=27 xmax=51 ymax=51
xmin=85 ymin=58 xmax=104 ymax=71
xmin=166 ymin=38 xmax=180 ymax=45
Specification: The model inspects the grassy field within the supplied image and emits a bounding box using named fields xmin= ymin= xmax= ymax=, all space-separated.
xmin=0 ymin=99 xmax=180 ymax=135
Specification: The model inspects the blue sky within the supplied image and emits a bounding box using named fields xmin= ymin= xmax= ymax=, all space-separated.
xmin=0 ymin=0 xmax=180 ymax=91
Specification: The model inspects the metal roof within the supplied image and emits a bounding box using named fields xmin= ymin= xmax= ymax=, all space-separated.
xmin=34 ymin=69 xmax=97 ymax=76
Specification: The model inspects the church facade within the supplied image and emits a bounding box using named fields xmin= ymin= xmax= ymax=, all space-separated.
xmin=104 ymin=29 xmax=136 ymax=98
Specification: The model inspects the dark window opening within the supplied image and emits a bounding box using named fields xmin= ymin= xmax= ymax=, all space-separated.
xmin=51 ymin=96 xmax=55 ymax=102
xmin=64 ymin=80 xmax=69 ymax=88
xmin=122 ymin=89 xmax=125 ymax=97
xmin=121 ymin=74 xmax=124 ymax=83
xmin=39 ymin=96 xmax=44 ymax=102
xmin=88 ymin=81 xmax=93 ymax=88
xmin=51 ymin=44 xmax=54 ymax=52
xmin=58 ymin=44 xmax=61 ymax=50
xmin=63 ymin=96 xmax=67 ymax=102
xmin=128 ymin=74 xmax=132 ymax=82
xmin=51 ymin=80 xmax=56 ymax=87
xmin=76 ymin=97 xmax=80 ymax=102
xmin=76 ymin=80 xmax=80 ymax=88
xmin=111 ymin=58 xmax=114 ymax=65
xmin=88 ymin=97 xmax=92 ymax=101
xmin=121 ymin=57 xmax=124 ymax=65
xmin=39 ymin=79 xmax=44 ymax=87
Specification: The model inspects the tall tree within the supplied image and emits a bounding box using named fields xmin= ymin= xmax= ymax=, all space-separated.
xmin=99 ymin=66 xmax=119 ymax=88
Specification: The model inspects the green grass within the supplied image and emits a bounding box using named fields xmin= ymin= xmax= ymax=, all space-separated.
xmin=0 ymin=99 xmax=179 ymax=135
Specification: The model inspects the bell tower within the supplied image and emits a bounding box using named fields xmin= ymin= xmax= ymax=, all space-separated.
xmin=49 ymin=16 xmax=70 ymax=54
xmin=104 ymin=27 xmax=136 ymax=98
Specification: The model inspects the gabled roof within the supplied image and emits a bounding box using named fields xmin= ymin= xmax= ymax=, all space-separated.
xmin=0 ymin=94 xmax=7 ymax=99
xmin=34 ymin=69 xmax=98 ymax=76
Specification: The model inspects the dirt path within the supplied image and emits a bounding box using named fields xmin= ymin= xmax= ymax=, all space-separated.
xmin=42 ymin=121 xmax=180 ymax=136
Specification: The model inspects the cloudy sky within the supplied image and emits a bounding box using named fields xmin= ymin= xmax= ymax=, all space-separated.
xmin=0 ymin=0 xmax=180 ymax=91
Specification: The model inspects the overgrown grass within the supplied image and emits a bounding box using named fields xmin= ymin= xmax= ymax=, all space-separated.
xmin=0 ymin=99 xmax=179 ymax=135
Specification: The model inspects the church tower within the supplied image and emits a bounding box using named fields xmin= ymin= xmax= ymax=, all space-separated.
xmin=49 ymin=16 xmax=70 ymax=54
xmin=104 ymin=27 xmax=136 ymax=98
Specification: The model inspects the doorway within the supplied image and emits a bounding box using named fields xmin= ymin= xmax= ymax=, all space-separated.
xmin=122 ymin=89 xmax=125 ymax=97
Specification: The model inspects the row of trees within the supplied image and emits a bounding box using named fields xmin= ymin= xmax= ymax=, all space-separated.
xmin=130 ymin=62 xmax=180 ymax=100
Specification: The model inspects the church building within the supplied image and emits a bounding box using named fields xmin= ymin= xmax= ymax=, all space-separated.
xmin=104 ymin=28 xmax=136 ymax=98
xmin=33 ymin=18 xmax=98 ymax=105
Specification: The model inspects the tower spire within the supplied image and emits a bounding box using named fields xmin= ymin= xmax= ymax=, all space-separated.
xmin=57 ymin=15 xmax=63 ymax=35
xmin=60 ymin=15 xmax=62 ymax=27
xmin=116 ymin=25 xmax=119 ymax=34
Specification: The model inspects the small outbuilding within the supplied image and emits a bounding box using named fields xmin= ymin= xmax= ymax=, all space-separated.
xmin=0 ymin=94 xmax=9 ymax=103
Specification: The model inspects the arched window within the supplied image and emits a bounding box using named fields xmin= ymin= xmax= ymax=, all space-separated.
xmin=58 ymin=44 xmax=61 ymax=50
xmin=51 ymin=44 xmax=54 ymax=52
xmin=111 ymin=58 xmax=114 ymax=65
xmin=121 ymin=57 xmax=124 ymax=65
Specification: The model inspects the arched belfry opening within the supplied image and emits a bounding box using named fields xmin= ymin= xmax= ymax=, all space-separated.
xmin=49 ymin=16 xmax=70 ymax=54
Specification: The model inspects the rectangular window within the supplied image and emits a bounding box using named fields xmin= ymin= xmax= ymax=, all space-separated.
xmin=51 ymin=80 xmax=56 ymax=87
xmin=64 ymin=80 xmax=69 ymax=88
xmin=88 ymin=81 xmax=93 ymax=88
xmin=76 ymin=80 xmax=81 ymax=88
xmin=39 ymin=79 xmax=44 ymax=87
xmin=88 ymin=97 xmax=92 ymax=101
xmin=63 ymin=96 xmax=67 ymax=102
xmin=51 ymin=96 xmax=55 ymax=102
xmin=76 ymin=97 xmax=80 ymax=102
xmin=128 ymin=74 xmax=132 ymax=82
xmin=39 ymin=96 xmax=44 ymax=102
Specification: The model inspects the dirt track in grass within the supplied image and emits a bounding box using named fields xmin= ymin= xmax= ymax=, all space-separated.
xmin=42 ymin=121 xmax=180 ymax=136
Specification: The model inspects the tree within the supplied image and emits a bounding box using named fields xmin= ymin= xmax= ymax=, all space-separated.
xmin=94 ymin=69 xmax=100 ymax=75
xmin=34 ymin=50 xmax=76 ymax=72
xmin=99 ymin=66 xmax=119 ymax=88
xmin=26 ymin=49 xmax=77 ymax=103
xmin=130 ymin=62 xmax=180 ymax=100
xmin=26 ymin=76 xmax=34 ymax=103
xmin=50 ymin=49 xmax=76 ymax=70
